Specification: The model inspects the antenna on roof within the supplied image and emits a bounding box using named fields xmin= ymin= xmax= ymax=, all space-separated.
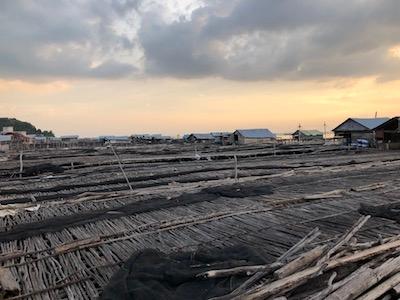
xmin=324 ymin=122 xmax=327 ymax=138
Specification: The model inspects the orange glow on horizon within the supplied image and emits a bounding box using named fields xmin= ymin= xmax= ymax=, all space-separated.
xmin=0 ymin=77 xmax=399 ymax=137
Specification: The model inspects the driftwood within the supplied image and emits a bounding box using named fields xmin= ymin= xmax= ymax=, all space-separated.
xmin=325 ymin=255 xmax=400 ymax=300
xmin=278 ymin=227 xmax=321 ymax=263
xmin=240 ymin=239 xmax=400 ymax=300
xmin=317 ymin=215 xmax=370 ymax=265
xmin=357 ymin=272 xmax=400 ymax=300
xmin=197 ymin=262 xmax=283 ymax=279
xmin=274 ymin=245 xmax=326 ymax=279
xmin=306 ymin=255 xmax=385 ymax=300
xmin=210 ymin=228 xmax=321 ymax=300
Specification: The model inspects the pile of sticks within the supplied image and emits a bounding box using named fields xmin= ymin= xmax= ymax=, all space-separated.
xmin=198 ymin=215 xmax=400 ymax=300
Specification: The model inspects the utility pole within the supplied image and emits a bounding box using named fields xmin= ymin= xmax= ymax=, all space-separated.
xmin=375 ymin=111 xmax=378 ymax=118
xmin=324 ymin=122 xmax=327 ymax=139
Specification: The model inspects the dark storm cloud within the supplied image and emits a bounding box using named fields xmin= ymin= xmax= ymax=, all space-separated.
xmin=1 ymin=0 xmax=400 ymax=81
xmin=140 ymin=0 xmax=400 ymax=81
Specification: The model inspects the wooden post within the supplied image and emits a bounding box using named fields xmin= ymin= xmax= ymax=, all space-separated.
xmin=234 ymin=154 xmax=238 ymax=182
xmin=19 ymin=151 xmax=23 ymax=178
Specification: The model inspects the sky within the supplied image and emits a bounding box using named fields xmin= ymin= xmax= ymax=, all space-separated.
xmin=0 ymin=0 xmax=399 ymax=137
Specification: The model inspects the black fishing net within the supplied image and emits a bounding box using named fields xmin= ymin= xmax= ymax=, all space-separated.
xmin=22 ymin=163 xmax=64 ymax=177
xmin=100 ymin=246 xmax=270 ymax=300
xmin=359 ymin=203 xmax=400 ymax=223
xmin=0 ymin=182 xmax=273 ymax=242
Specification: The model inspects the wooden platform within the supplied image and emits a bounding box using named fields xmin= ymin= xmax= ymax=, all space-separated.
xmin=0 ymin=144 xmax=399 ymax=299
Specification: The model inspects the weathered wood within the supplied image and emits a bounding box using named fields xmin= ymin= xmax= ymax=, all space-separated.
xmin=197 ymin=262 xmax=283 ymax=279
xmin=240 ymin=240 xmax=400 ymax=300
xmin=274 ymin=246 xmax=326 ymax=279
xmin=109 ymin=143 xmax=134 ymax=192
xmin=307 ymin=255 xmax=386 ymax=300
xmin=317 ymin=215 xmax=370 ymax=265
xmin=357 ymin=272 xmax=400 ymax=300
xmin=278 ymin=227 xmax=320 ymax=263
xmin=325 ymin=256 xmax=400 ymax=300
xmin=55 ymin=236 xmax=101 ymax=254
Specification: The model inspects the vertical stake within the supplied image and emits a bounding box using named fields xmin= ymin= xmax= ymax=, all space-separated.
xmin=110 ymin=143 xmax=134 ymax=193
xmin=19 ymin=151 xmax=23 ymax=178
xmin=234 ymin=154 xmax=238 ymax=182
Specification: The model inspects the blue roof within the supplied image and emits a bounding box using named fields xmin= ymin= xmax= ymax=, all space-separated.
xmin=235 ymin=129 xmax=276 ymax=139
xmin=352 ymin=118 xmax=390 ymax=130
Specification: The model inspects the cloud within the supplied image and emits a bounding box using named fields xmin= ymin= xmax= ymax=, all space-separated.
xmin=1 ymin=0 xmax=400 ymax=81
xmin=0 ymin=0 xmax=140 ymax=80
xmin=139 ymin=0 xmax=400 ymax=81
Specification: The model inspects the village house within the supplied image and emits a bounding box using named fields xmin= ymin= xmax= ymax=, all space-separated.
xmin=292 ymin=129 xmax=324 ymax=141
xmin=374 ymin=117 xmax=400 ymax=149
xmin=186 ymin=133 xmax=215 ymax=143
xmin=232 ymin=129 xmax=276 ymax=145
xmin=332 ymin=117 xmax=389 ymax=145
xmin=210 ymin=132 xmax=231 ymax=145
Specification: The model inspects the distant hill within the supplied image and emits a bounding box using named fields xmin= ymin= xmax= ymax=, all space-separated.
xmin=0 ymin=118 xmax=55 ymax=137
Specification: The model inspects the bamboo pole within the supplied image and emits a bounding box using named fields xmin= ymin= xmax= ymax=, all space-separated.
xmin=109 ymin=143 xmax=134 ymax=192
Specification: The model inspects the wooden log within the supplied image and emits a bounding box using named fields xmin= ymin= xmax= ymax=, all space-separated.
xmin=326 ymin=256 xmax=400 ymax=300
xmin=392 ymin=282 xmax=400 ymax=294
xmin=0 ymin=267 xmax=20 ymax=294
xmin=197 ymin=262 xmax=283 ymax=279
xmin=210 ymin=228 xmax=321 ymax=300
xmin=307 ymin=255 xmax=386 ymax=300
xmin=278 ymin=227 xmax=320 ymax=263
xmin=356 ymin=272 xmax=400 ymax=300
xmin=240 ymin=239 xmax=400 ymax=300
xmin=317 ymin=215 xmax=370 ymax=265
xmin=274 ymin=246 xmax=326 ymax=279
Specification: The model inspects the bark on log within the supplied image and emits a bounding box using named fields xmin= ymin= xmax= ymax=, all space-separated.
xmin=325 ymin=256 xmax=400 ymax=300
xmin=240 ymin=239 xmax=400 ymax=300
xmin=356 ymin=272 xmax=400 ymax=300
xmin=274 ymin=246 xmax=326 ymax=279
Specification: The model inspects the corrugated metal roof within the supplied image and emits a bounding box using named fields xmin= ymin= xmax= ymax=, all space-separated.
xmin=352 ymin=118 xmax=390 ymax=129
xmin=235 ymin=129 xmax=276 ymax=139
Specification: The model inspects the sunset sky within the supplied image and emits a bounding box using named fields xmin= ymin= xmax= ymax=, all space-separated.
xmin=1 ymin=0 xmax=399 ymax=137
